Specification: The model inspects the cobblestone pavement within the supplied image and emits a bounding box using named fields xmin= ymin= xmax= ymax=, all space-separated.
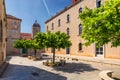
xmin=0 ymin=56 xmax=120 ymax=80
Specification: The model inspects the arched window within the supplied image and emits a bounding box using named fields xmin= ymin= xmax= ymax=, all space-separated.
xmin=79 ymin=24 xmax=82 ymax=35
xmin=96 ymin=0 xmax=101 ymax=8
xmin=66 ymin=28 xmax=70 ymax=35
xmin=51 ymin=23 xmax=54 ymax=30
xmin=46 ymin=26 xmax=48 ymax=32
xmin=58 ymin=19 xmax=61 ymax=26
xmin=79 ymin=7 xmax=82 ymax=13
xmin=67 ymin=14 xmax=70 ymax=23
xmin=79 ymin=43 xmax=82 ymax=51
xmin=13 ymin=21 xmax=17 ymax=26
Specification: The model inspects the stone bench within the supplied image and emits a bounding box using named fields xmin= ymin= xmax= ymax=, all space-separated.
xmin=99 ymin=70 xmax=115 ymax=80
xmin=60 ymin=59 xmax=66 ymax=66
xmin=72 ymin=58 xmax=78 ymax=61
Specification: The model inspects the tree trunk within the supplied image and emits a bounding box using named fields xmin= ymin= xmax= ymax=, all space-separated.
xmin=52 ymin=48 xmax=55 ymax=64
xmin=34 ymin=49 xmax=37 ymax=58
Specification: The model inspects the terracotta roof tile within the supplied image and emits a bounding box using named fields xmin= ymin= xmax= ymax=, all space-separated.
xmin=7 ymin=14 xmax=22 ymax=21
xmin=20 ymin=33 xmax=32 ymax=40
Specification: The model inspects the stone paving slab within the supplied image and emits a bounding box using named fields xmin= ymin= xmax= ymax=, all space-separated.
xmin=0 ymin=56 xmax=120 ymax=80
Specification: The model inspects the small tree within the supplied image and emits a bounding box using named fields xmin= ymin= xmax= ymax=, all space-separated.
xmin=34 ymin=32 xmax=46 ymax=57
xmin=79 ymin=0 xmax=120 ymax=47
xmin=34 ymin=31 xmax=71 ymax=63
xmin=45 ymin=31 xmax=72 ymax=63
xmin=14 ymin=39 xmax=32 ymax=55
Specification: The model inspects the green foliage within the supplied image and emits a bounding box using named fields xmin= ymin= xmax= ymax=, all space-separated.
xmin=34 ymin=31 xmax=72 ymax=63
xmin=14 ymin=39 xmax=32 ymax=49
xmin=34 ymin=32 xmax=46 ymax=48
xmin=79 ymin=0 xmax=120 ymax=47
xmin=55 ymin=31 xmax=71 ymax=49
xmin=34 ymin=31 xmax=72 ymax=49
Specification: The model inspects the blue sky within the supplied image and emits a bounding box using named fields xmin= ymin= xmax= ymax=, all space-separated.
xmin=5 ymin=0 xmax=72 ymax=33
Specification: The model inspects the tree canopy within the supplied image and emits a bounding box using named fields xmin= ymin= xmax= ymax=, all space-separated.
xmin=45 ymin=31 xmax=71 ymax=49
xmin=14 ymin=39 xmax=32 ymax=49
xmin=34 ymin=31 xmax=72 ymax=63
xmin=79 ymin=0 xmax=120 ymax=47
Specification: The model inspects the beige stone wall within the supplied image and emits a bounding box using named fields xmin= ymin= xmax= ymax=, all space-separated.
xmin=45 ymin=0 xmax=97 ymax=57
xmin=6 ymin=16 xmax=21 ymax=56
xmin=105 ymin=43 xmax=120 ymax=59
xmin=0 ymin=0 xmax=7 ymax=66
xmin=32 ymin=27 xmax=40 ymax=39
xmin=45 ymin=0 xmax=120 ymax=59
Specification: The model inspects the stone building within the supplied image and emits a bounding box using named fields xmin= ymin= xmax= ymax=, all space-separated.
xmin=0 ymin=0 xmax=7 ymax=66
xmin=45 ymin=0 xmax=120 ymax=60
xmin=32 ymin=20 xmax=40 ymax=39
xmin=20 ymin=33 xmax=32 ymax=40
xmin=6 ymin=14 xmax=22 ymax=56
xmin=20 ymin=20 xmax=43 ymax=55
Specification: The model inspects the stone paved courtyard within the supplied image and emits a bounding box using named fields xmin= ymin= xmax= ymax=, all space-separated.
xmin=0 ymin=56 xmax=120 ymax=80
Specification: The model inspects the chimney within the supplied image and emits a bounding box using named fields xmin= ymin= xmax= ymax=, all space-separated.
xmin=72 ymin=0 xmax=77 ymax=4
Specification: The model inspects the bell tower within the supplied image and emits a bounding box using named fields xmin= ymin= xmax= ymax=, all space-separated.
xmin=32 ymin=20 xmax=41 ymax=39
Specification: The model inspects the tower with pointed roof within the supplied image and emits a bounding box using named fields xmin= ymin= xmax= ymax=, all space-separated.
xmin=32 ymin=20 xmax=41 ymax=39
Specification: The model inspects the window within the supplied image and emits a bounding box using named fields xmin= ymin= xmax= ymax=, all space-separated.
xmin=66 ymin=28 xmax=70 ymax=35
xmin=13 ymin=21 xmax=17 ymax=26
xmin=95 ymin=45 xmax=103 ymax=56
xmin=58 ymin=19 xmax=61 ymax=26
xmin=66 ymin=48 xmax=70 ymax=54
xmin=46 ymin=26 xmax=48 ymax=32
xmin=12 ymin=30 xmax=18 ymax=34
xmin=67 ymin=14 xmax=70 ymax=23
xmin=79 ymin=43 xmax=82 ymax=51
xmin=51 ymin=23 xmax=54 ymax=30
xmin=79 ymin=7 xmax=82 ymax=13
xmin=79 ymin=24 xmax=82 ymax=35
xmin=96 ymin=0 xmax=101 ymax=8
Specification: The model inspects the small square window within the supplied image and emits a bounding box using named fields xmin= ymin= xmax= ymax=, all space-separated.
xmin=12 ymin=30 xmax=18 ymax=34
xmin=13 ymin=21 xmax=17 ymax=26
xmin=79 ymin=7 xmax=82 ymax=13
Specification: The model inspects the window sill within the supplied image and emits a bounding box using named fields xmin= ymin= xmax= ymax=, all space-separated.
xmin=78 ymin=50 xmax=83 ymax=52
xmin=77 ymin=34 xmax=82 ymax=36
xmin=66 ymin=21 xmax=70 ymax=23
xmin=58 ymin=25 xmax=61 ymax=27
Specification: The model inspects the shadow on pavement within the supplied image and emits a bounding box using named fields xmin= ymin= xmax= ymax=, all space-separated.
xmin=53 ymin=62 xmax=99 ymax=74
xmin=6 ymin=56 xmax=12 ymax=62
xmin=113 ymin=77 xmax=120 ymax=80
xmin=1 ymin=64 xmax=67 ymax=80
